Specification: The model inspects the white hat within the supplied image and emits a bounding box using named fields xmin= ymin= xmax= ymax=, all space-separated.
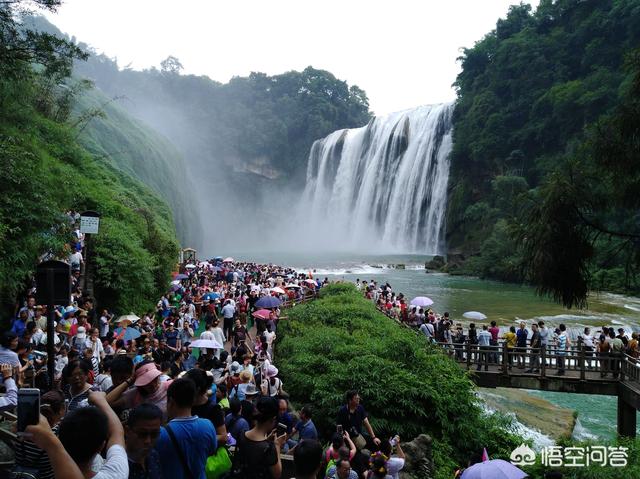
xmin=76 ymin=326 xmax=87 ymax=340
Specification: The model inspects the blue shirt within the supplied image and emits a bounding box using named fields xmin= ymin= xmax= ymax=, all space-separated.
xmin=155 ymin=416 xmax=217 ymax=479
xmin=164 ymin=330 xmax=179 ymax=348
xmin=294 ymin=419 xmax=318 ymax=440
xmin=225 ymin=413 xmax=250 ymax=440
xmin=11 ymin=319 xmax=26 ymax=338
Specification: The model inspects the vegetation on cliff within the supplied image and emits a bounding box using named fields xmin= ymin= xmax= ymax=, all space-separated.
xmin=0 ymin=1 xmax=179 ymax=316
xmin=449 ymin=0 xmax=640 ymax=306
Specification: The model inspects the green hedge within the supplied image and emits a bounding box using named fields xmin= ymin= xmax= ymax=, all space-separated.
xmin=277 ymin=283 xmax=521 ymax=478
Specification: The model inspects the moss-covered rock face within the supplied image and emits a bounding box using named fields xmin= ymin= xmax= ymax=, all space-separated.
xmin=276 ymin=283 xmax=521 ymax=478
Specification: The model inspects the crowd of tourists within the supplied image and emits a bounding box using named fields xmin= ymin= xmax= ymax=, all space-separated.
xmin=356 ymin=278 xmax=639 ymax=376
xmin=1 ymin=243 xmax=408 ymax=479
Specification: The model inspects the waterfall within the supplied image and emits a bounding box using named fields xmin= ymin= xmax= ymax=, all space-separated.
xmin=300 ymin=103 xmax=454 ymax=254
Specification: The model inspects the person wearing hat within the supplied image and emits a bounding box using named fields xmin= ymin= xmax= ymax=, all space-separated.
xmin=70 ymin=326 xmax=88 ymax=355
xmin=261 ymin=365 xmax=284 ymax=397
xmin=69 ymin=310 xmax=88 ymax=337
xmin=229 ymin=370 xmax=253 ymax=401
xmin=106 ymin=360 xmax=172 ymax=419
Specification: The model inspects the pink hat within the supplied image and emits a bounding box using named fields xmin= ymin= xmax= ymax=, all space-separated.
xmin=265 ymin=365 xmax=279 ymax=378
xmin=134 ymin=363 xmax=162 ymax=387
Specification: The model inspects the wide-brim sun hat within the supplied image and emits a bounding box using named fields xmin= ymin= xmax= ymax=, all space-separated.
xmin=134 ymin=362 xmax=162 ymax=387
xmin=266 ymin=365 xmax=279 ymax=378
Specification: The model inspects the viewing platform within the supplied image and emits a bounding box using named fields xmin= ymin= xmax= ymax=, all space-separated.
xmin=433 ymin=341 xmax=640 ymax=438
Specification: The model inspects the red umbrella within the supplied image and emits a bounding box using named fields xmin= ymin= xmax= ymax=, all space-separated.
xmin=252 ymin=309 xmax=272 ymax=320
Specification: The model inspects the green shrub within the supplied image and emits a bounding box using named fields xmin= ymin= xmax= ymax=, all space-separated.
xmin=277 ymin=283 xmax=521 ymax=476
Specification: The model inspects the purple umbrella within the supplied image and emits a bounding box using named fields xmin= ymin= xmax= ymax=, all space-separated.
xmin=460 ymin=459 xmax=528 ymax=479
xmin=170 ymin=284 xmax=181 ymax=292
xmin=255 ymin=296 xmax=282 ymax=309
xmin=410 ymin=296 xmax=434 ymax=307
xmin=174 ymin=274 xmax=189 ymax=280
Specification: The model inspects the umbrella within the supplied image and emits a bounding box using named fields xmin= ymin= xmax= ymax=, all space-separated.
xmin=223 ymin=257 xmax=234 ymax=263
xmin=214 ymin=256 xmax=223 ymax=261
xmin=463 ymin=311 xmax=488 ymax=320
xmin=190 ymin=338 xmax=224 ymax=349
xmin=285 ymin=284 xmax=301 ymax=289
xmin=185 ymin=264 xmax=196 ymax=269
xmin=116 ymin=314 xmax=140 ymax=324
xmin=411 ymin=296 xmax=434 ymax=307
xmin=252 ymin=309 xmax=272 ymax=320
xmin=114 ymin=327 xmax=141 ymax=341
xmin=170 ymin=284 xmax=181 ymax=292
xmin=174 ymin=274 xmax=189 ymax=280
xmin=460 ymin=459 xmax=527 ymax=479
xmin=202 ymin=292 xmax=220 ymax=301
xmin=303 ymin=279 xmax=316 ymax=286
xmin=170 ymin=280 xmax=181 ymax=285
xmin=271 ymin=287 xmax=286 ymax=295
xmin=255 ymin=296 xmax=282 ymax=309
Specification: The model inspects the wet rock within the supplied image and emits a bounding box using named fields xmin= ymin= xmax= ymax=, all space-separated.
xmin=399 ymin=434 xmax=435 ymax=479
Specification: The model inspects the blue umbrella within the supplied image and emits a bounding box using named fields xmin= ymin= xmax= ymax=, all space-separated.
xmin=214 ymin=256 xmax=223 ymax=261
xmin=202 ymin=292 xmax=220 ymax=301
xmin=256 ymin=296 xmax=282 ymax=309
xmin=174 ymin=274 xmax=189 ymax=280
xmin=114 ymin=327 xmax=141 ymax=341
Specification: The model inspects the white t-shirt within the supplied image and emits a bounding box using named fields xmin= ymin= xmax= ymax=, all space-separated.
xmin=99 ymin=316 xmax=110 ymax=337
xmin=92 ymin=444 xmax=129 ymax=479
xmin=69 ymin=251 xmax=83 ymax=265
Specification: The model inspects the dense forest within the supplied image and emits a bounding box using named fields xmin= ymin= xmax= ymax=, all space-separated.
xmin=448 ymin=0 xmax=640 ymax=305
xmin=0 ymin=1 xmax=179 ymax=316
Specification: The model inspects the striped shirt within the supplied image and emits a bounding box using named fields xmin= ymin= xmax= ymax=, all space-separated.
xmin=13 ymin=424 xmax=59 ymax=479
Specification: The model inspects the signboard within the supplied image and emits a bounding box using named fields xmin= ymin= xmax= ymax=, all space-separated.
xmin=80 ymin=211 xmax=100 ymax=234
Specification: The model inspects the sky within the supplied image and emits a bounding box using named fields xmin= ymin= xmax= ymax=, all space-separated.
xmin=44 ymin=0 xmax=539 ymax=116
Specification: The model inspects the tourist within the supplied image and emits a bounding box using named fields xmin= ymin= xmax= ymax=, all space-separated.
xmin=0 ymin=364 xmax=17 ymax=410
xmin=503 ymin=326 xmax=517 ymax=370
xmin=628 ymin=332 xmax=639 ymax=359
xmin=287 ymin=404 xmax=318 ymax=452
xmin=0 ymin=332 xmax=20 ymax=367
xmin=107 ymin=361 xmax=171 ymax=418
xmin=230 ymin=370 xmax=254 ymax=401
xmin=419 ymin=320 xmax=435 ymax=343
xmin=597 ymin=331 xmax=611 ymax=377
xmin=226 ymin=397 xmax=251 ymax=441
xmin=610 ymin=329 xmax=624 ymax=379
xmin=125 ymin=403 xmax=163 ymax=479
xmin=336 ymin=390 xmax=381 ymax=450
xmin=526 ymin=323 xmax=541 ymax=373
xmin=467 ymin=323 xmax=478 ymax=362
xmin=186 ymin=368 xmax=228 ymax=446
xmin=488 ymin=321 xmax=500 ymax=363
xmin=556 ymin=324 xmax=570 ymax=376
xmin=330 ymin=458 xmax=358 ymax=479
xmin=538 ymin=320 xmax=550 ymax=366
xmin=155 ymin=378 xmax=217 ymax=479
xmin=231 ymin=396 xmax=286 ymax=479
xmin=261 ymin=365 xmax=285 ymax=397
xmin=516 ymin=322 xmax=529 ymax=369
xmin=476 ymin=325 xmax=492 ymax=371
xmin=221 ymin=300 xmax=236 ymax=342
xmin=379 ymin=436 xmax=405 ymax=479
xmin=579 ymin=327 xmax=595 ymax=368
xmin=277 ymin=398 xmax=295 ymax=437
xmin=366 ymin=451 xmax=391 ymax=479
xmin=58 ymin=391 xmax=129 ymax=478
xmin=63 ymin=359 xmax=98 ymax=411
xmin=292 ymin=439 xmax=323 ymax=479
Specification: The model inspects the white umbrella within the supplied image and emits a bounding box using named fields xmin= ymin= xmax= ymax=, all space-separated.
xmin=463 ymin=311 xmax=487 ymax=320
xmin=190 ymin=338 xmax=224 ymax=349
xmin=185 ymin=264 xmax=196 ymax=269
xmin=271 ymin=287 xmax=286 ymax=294
xmin=170 ymin=280 xmax=181 ymax=285
xmin=116 ymin=313 xmax=140 ymax=323
xmin=411 ymin=296 xmax=434 ymax=307
xmin=285 ymin=284 xmax=301 ymax=289
xmin=223 ymin=257 xmax=234 ymax=263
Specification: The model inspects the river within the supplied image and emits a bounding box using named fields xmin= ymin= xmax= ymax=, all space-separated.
xmin=226 ymin=252 xmax=640 ymax=442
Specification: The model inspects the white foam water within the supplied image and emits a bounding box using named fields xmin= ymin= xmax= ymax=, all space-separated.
xmin=299 ymin=104 xmax=454 ymax=254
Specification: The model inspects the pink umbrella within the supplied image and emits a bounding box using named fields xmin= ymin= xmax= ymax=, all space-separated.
xmin=252 ymin=309 xmax=272 ymax=320
xmin=223 ymin=257 xmax=234 ymax=263
xmin=271 ymin=287 xmax=285 ymax=295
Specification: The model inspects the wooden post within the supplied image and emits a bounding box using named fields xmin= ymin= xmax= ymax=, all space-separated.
xmin=579 ymin=345 xmax=585 ymax=381
xmin=502 ymin=342 xmax=509 ymax=375
xmin=541 ymin=346 xmax=546 ymax=379
xmin=466 ymin=341 xmax=471 ymax=370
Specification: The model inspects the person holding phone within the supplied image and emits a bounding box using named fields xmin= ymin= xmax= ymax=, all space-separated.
xmin=231 ymin=396 xmax=286 ymax=479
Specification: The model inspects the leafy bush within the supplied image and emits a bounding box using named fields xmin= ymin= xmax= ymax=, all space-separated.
xmin=277 ymin=284 xmax=521 ymax=477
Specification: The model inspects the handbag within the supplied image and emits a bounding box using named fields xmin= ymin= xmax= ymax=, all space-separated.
xmin=352 ymin=433 xmax=367 ymax=450
xmin=205 ymin=446 xmax=232 ymax=479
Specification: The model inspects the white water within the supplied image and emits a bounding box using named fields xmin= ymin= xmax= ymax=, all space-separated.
xmin=300 ymin=104 xmax=454 ymax=254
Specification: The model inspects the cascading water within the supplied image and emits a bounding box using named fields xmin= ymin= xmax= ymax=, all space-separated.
xmin=300 ymin=103 xmax=454 ymax=254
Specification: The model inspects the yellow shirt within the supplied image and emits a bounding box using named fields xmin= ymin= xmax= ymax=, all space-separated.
xmin=504 ymin=332 xmax=517 ymax=349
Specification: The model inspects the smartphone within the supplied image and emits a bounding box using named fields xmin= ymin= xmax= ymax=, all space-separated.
xmin=17 ymin=388 xmax=40 ymax=434
xmin=277 ymin=422 xmax=288 ymax=436
xmin=336 ymin=424 xmax=343 ymax=434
